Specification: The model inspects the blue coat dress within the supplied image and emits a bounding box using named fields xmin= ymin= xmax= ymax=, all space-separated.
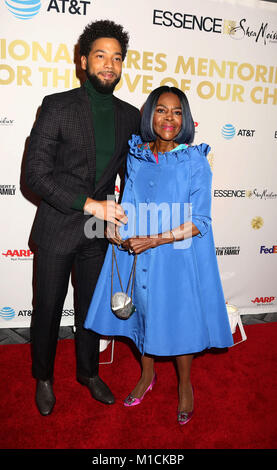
xmin=84 ymin=135 xmax=233 ymax=356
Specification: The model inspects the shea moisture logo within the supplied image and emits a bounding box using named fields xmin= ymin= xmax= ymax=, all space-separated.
xmin=228 ymin=19 xmax=277 ymax=46
xmin=246 ymin=189 xmax=277 ymax=200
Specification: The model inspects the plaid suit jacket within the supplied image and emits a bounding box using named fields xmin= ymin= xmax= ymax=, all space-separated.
xmin=25 ymin=84 xmax=141 ymax=254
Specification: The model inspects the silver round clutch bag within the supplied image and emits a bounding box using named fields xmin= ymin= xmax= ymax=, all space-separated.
xmin=111 ymin=292 xmax=136 ymax=320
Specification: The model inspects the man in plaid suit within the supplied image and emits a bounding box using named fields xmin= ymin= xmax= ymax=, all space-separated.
xmin=25 ymin=20 xmax=141 ymax=416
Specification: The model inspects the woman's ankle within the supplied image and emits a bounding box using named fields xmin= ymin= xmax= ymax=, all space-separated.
xmin=178 ymin=382 xmax=193 ymax=412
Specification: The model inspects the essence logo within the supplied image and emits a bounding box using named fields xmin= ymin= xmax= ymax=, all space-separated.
xmin=62 ymin=309 xmax=74 ymax=316
xmin=152 ymin=10 xmax=222 ymax=33
xmin=5 ymin=0 xmax=41 ymax=20
xmin=214 ymin=189 xmax=245 ymax=197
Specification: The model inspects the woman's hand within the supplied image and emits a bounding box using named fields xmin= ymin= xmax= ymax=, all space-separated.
xmin=121 ymin=237 xmax=155 ymax=254
xmin=120 ymin=223 xmax=201 ymax=255
xmin=121 ymin=235 xmax=169 ymax=254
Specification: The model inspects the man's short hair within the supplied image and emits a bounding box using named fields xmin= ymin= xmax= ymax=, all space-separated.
xmin=79 ymin=19 xmax=129 ymax=60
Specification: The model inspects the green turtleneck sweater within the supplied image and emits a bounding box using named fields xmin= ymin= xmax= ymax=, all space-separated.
xmin=72 ymin=80 xmax=115 ymax=211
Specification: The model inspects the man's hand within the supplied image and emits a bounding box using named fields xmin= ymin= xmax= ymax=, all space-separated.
xmin=105 ymin=222 xmax=123 ymax=245
xmin=84 ymin=198 xmax=128 ymax=226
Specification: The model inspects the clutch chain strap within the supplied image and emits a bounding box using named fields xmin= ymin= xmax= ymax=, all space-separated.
xmin=111 ymin=244 xmax=137 ymax=307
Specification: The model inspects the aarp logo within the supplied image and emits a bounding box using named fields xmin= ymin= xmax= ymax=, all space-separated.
xmin=5 ymin=0 xmax=41 ymax=20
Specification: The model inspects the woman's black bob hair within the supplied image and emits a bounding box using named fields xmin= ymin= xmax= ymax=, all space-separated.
xmin=140 ymin=86 xmax=195 ymax=145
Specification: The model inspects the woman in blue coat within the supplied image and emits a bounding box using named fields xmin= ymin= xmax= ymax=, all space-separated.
xmin=84 ymin=86 xmax=233 ymax=425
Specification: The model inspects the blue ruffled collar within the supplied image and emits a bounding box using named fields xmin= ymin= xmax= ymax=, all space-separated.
xmin=128 ymin=134 xmax=190 ymax=164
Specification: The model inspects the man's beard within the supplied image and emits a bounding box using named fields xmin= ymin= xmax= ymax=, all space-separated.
xmin=86 ymin=66 xmax=120 ymax=94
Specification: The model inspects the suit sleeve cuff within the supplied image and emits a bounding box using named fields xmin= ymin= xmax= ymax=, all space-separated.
xmin=71 ymin=194 xmax=88 ymax=211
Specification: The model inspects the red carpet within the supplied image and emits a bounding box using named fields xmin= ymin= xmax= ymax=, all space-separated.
xmin=0 ymin=323 xmax=276 ymax=450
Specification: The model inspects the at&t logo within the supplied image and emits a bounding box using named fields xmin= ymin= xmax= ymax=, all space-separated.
xmin=47 ymin=0 xmax=91 ymax=15
xmin=221 ymin=123 xmax=236 ymax=140
xmin=0 ymin=307 xmax=15 ymax=320
xmin=221 ymin=123 xmax=256 ymax=139
xmin=5 ymin=0 xmax=91 ymax=18
xmin=5 ymin=0 xmax=41 ymax=20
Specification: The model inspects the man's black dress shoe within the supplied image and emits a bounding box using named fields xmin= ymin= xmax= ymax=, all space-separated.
xmin=77 ymin=375 xmax=115 ymax=405
xmin=35 ymin=379 xmax=56 ymax=416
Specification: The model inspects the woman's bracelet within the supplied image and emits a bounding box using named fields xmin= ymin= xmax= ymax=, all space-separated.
xmin=170 ymin=230 xmax=176 ymax=241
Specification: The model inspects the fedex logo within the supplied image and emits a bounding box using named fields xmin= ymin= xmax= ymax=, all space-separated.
xmin=260 ymin=245 xmax=277 ymax=254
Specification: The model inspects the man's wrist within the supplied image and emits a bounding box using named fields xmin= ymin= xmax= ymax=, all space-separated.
xmin=84 ymin=197 xmax=97 ymax=215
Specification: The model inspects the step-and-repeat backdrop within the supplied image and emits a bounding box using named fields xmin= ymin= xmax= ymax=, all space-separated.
xmin=1 ymin=0 xmax=277 ymax=327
